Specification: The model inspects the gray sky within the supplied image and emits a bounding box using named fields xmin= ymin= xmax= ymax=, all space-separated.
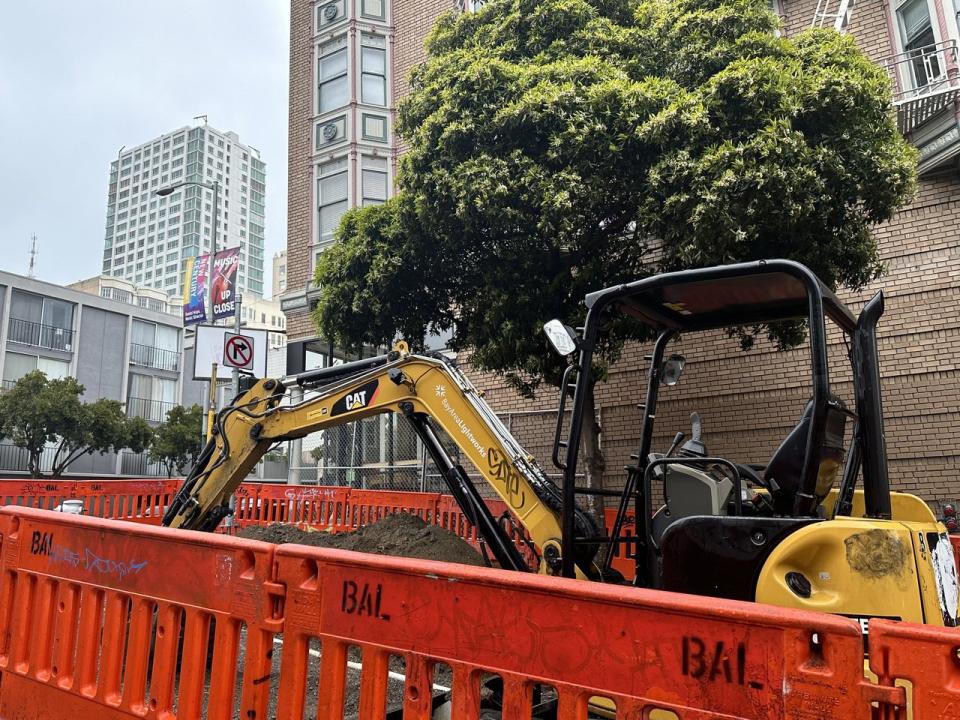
xmin=0 ymin=1 xmax=289 ymax=296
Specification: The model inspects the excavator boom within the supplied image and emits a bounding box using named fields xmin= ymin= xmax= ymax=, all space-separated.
xmin=163 ymin=348 xmax=598 ymax=577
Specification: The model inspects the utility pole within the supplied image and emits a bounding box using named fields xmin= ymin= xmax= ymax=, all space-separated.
xmin=231 ymin=293 xmax=243 ymax=398
xmin=27 ymin=235 xmax=37 ymax=278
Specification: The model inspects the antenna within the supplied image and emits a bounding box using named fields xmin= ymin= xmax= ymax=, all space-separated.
xmin=194 ymin=114 xmax=208 ymax=126
xmin=27 ymin=235 xmax=37 ymax=278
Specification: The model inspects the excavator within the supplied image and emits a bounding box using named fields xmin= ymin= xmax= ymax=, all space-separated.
xmin=163 ymin=259 xmax=959 ymax=633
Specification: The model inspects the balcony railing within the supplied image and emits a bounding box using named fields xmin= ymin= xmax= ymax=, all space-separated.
xmin=883 ymin=40 xmax=960 ymax=134
xmin=129 ymin=343 xmax=181 ymax=372
xmin=126 ymin=397 xmax=177 ymax=424
xmin=7 ymin=318 xmax=74 ymax=352
xmin=1 ymin=380 xmax=16 ymax=392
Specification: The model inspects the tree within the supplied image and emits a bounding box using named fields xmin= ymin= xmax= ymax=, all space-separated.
xmin=313 ymin=0 xmax=916 ymax=493
xmin=149 ymin=404 xmax=203 ymax=478
xmin=0 ymin=371 xmax=155 ymax=478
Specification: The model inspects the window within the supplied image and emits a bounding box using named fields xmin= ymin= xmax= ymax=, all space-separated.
xmin=127 ymin=374 xmax=177 ymax=422
xmin=361 ymin=0 xmax=385 ymax=18
xmin=318 ymin=158 xmax=349 ymax=242
xmin=318 ymin=43 xmax=348 ymax=114
xmin=896 ymin=0 xmax=943 ymax=91
xmin=362 ymin=156 xmax=388 ymax=206
xmin=362 ymin=114 xmax=387 ymax=141
xmin=361 ymin=35 xmax=387 ymax=106
xmin=3 ymin=353 xmax=69 ymax=383
xmin=8 ymin=291 xmax=74 ymax=351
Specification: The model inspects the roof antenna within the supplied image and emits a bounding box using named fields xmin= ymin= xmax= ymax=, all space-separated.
xmin=27 ymin=234 xmax=37 ymax=278
xmin=194 ymin=114 xmax=208 ymax=126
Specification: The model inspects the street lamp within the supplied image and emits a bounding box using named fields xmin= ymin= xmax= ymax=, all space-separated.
xmin=156 ymin=179 xmax=220 ymax=323
xmin=156 ymin=179 xmax=221 ymax=445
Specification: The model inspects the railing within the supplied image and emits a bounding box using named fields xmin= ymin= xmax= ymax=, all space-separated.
xmin=119 ymin=449 xmax=169 ymax=476
xmin=0 ymin=380 xmax=15 ymax=392
xmin=125 ymin=396 xmax=177 ymax=424
xmin=6 ymin=317 xmax=74 ymax=352
xmin=128 ymin=342 xmax=181 ymax=372
xmin=882 ymin=40 xmax=960 ymax=133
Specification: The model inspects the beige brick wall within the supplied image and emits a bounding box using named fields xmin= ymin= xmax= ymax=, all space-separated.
xmin=288 ymin=0 xmax=960 ymax=501
xmin=286 ymin=0 xmax=315 ymax=340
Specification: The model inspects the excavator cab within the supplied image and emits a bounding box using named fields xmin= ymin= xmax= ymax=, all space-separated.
xmin=549 ymin=259 xmax=959 ymax=627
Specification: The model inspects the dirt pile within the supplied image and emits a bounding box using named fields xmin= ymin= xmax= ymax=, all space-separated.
xmin=238 ymin=512 xmax=484 ymax=567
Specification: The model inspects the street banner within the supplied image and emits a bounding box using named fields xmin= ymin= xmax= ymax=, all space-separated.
xmin=211 ymin=247 xmax=240 ymax=321
xmin=182 ymin=254 xmax=209 ymax=326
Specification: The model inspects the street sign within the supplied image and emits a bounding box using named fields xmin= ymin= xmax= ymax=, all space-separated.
xmin=192 ymin=325 xmax=268 ymax=380
xmin=223 ymin=333 xmax=255 ymax=371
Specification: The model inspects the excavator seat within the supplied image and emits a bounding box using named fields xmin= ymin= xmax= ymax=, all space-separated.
xmin=765 ymin=397 xmax=849 ymax=514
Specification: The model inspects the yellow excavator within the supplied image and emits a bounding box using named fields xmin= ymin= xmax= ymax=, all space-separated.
xmin=163 ymin=260 xmax=959 ymax=631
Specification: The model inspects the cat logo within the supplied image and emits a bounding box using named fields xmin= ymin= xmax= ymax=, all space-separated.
xmin=345 ymin=391 xmax=368 ymax=410
xmin=331 ymin=379 xmax=380 ymax=417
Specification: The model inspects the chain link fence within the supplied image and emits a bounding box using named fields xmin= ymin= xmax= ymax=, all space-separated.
xmin=289 ymin=409 xmax=570 ymax=494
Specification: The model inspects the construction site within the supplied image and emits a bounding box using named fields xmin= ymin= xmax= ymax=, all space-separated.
xmin=3 ymin=0 xmax=960 ymax=715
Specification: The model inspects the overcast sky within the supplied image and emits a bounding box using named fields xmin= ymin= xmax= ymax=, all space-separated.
xmin=0 ymin=1 xmax=289 ymax=296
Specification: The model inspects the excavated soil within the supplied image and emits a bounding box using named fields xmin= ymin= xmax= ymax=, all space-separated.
xmin=238 ymin=512 xmax=484 ymax=566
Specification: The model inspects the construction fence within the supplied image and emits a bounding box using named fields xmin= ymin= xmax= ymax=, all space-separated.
xmin=0 ymin=504 xmax=955 ymax=718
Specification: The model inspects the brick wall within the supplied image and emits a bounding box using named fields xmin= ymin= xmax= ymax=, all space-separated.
xmin=289 ymin=0 xmax=960 ymax=502
xmin=286 ymin=0 xmax=315 ymax=340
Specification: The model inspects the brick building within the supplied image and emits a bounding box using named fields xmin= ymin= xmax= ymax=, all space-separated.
xmin=284 ymin=0 xmax=960 ymax=500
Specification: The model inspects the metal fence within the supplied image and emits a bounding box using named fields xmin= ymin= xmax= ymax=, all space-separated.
xmin=290 ymin=409 xmax=569 ymax=494
xmin=128 ymin=342 xmax=181 ymax=372
xmin=6 ymin=318 xmax=74 ymax=352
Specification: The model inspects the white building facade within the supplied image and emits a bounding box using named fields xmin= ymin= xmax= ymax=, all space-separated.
xmin=102 ymin=123 xmax=266 ymax=300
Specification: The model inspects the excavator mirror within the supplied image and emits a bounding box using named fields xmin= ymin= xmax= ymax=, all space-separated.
xmin=543 ymin=320 xmax=579 ymax=356
xmin=661 ymin=354 xmax=686 ymax=386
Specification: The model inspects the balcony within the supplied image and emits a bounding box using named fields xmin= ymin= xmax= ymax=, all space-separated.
xmin=883 ymin=40 xmax=960 ymax=134
xmin=7 ymin=318 xmax=74 ymax=352
xmin=129 ymin=343 xmax=181 ymax=372
xmin=126 ymin=397 xmax=177 ymax=424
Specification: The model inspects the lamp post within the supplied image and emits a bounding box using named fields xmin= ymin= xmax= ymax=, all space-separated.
xmin=156 ymin=179 xmax=221 ymax=443
xmin=156 ymin=179 xmax=220 ymax=322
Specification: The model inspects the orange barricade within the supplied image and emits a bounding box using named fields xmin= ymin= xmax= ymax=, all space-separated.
xmin=271 ymin=543 xmax=888 ymax=719
xmin=0 ymin=506 xmax=283 ymax=719
xmin=0 ymin=478 xmax=181 ymax=524
xmin=869 ymin=619 xmax=960 ymax=718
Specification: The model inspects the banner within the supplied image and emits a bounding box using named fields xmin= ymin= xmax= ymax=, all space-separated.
xmin=181 ymin=254 xmax=209 ymax=326
xmin=211 ymin=247 xmax=241 ymax=321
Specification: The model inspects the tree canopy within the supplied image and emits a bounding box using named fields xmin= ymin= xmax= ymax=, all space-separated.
xmin=149 ymin=404 xmax=204 ymax=478
xmin=0 ymin=371 xmax=153 ymax=477
xmin=314 ymin=0 xmax=915 ymax=395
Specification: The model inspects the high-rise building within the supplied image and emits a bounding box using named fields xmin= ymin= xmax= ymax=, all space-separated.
xmin=102 ymin=123 xmax=266 ymax=300
xmin=272 ymin=250 xmax=287 ymax=299
xmin=283 ymin=1 xmax=960 ymax=498
xmin=282 ymin=0 xmax=393 ymax=349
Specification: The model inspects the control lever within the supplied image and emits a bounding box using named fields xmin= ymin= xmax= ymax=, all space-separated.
xmin=666 ymin=432 xmax=685 ymax=457
xmin=680 ymin=412 xmax=707 ymax=456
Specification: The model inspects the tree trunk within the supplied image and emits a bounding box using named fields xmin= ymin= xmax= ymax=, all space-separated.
xmin=579 ymin=380 xmax=606 ymax=526
xmin=28 ymin=451 xmax=40 ymax=478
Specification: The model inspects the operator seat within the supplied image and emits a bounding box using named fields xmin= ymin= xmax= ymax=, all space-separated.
xmin=764 ymin=397 xmax=848 ymax=515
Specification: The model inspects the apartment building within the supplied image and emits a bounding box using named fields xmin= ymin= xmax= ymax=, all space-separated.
xmin=102 ymin=123 xmax=267 ymax=299
xmin=272 ymin=251 xmax=288 ymax=300
xmin=0 ymin=270 xmax=185 ymax=474
xmin=284 ymin=0 xmax=960 ymax=498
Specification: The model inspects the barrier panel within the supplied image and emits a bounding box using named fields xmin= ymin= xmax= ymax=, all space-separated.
xmin=0 ymin=478 xmax=181 ymax=524
xmin=0 ymin=506 xmax=283 ymax=719
xmin=0 ymin=506 xmax=944 ymax=718
xmin=869 ymin=619 xmax=960 ymax=719
xmin=272 ymin=542 xmax=892 ymax=719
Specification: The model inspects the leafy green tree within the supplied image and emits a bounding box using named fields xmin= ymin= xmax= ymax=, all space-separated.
xmin=313 ymin=0 xmax=916 ymax=490
xmin=0 ymin=371 xmax=155 ymax=477
xmin=148 ymin=404 xmax=203 ymax=478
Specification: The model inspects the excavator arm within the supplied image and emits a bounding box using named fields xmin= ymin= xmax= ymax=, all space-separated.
xmin=162 ymin=346 xmax=599 ymax=577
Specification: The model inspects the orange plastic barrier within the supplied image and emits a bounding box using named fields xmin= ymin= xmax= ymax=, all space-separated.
xmin=0 ymin=506 xmax=939 ymax=718
xmin=0 ymin=506 xmax=283 ymax=719
xmin=272 ymin=542 xmax=890 ymax=718
xmin=0 ymin=478 xmax=181 ymax=523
